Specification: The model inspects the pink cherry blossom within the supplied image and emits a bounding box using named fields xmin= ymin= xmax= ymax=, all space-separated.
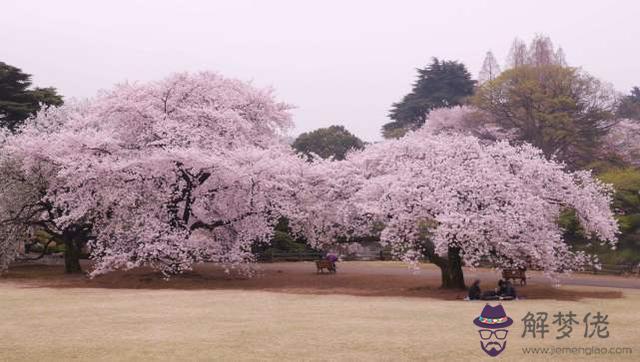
xmin=603 ymin=119 xmax=640 ymax=167
xmin=1 ymin=72 xmax=302 ymax=276
xmin=1 ymin=72 xmax=619 ymax=281
xmin=296 ymin=129 xmax=618 ymax=278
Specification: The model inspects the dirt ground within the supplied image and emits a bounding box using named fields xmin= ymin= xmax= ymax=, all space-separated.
xmin=2 ymin=260 xmax=634 ymax=300
xmin=1 ymin=261 xmax=639 ymax=361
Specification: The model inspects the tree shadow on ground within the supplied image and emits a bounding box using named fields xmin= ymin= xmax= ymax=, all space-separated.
xmin=2 ymin=263 xmax=625 ymax=301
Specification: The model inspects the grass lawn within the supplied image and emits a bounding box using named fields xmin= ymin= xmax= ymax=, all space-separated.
xmin=1 ymin=263 xmax=639 ymax=361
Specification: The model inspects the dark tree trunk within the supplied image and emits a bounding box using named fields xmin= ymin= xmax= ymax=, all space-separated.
xmin=426 ymin=245 xmax=466 ymax=290
xmin=440 ymin=247 xmax=466 ymax=289
xmin=62 ymin=226 xmax=87 ymax=274
xmin=63 ymin=237 xmax=82 ymax=274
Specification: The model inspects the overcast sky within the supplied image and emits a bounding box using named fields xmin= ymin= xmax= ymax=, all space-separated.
xmin=2 ymin=0 xmax=638 ymax=141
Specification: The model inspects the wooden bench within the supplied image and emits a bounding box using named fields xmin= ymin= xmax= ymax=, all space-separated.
xmin=502 ymin=268 xmax=527 ymax=286
xmin=316 ymin=260 xmax=336 ymax=274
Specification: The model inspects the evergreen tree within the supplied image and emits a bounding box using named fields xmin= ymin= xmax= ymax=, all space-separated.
xmin=617 ymin=87 xmax=640 ymax=120
xmin=383 ymin=58 xmax=475 ymax=138
xmin=0 ymin=61 xmax=63 ymax=131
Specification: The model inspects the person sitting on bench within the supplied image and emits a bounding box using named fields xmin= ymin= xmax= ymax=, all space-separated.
xmin=325 ymin=253 xmax=338 ymax=263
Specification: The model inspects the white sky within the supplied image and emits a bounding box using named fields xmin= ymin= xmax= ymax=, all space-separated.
xmin=2 ymin=0 xmax=638 ymax=141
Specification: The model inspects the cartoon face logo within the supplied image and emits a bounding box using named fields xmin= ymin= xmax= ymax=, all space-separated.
xmin=473 ymin=304 xmax=513 ymax=357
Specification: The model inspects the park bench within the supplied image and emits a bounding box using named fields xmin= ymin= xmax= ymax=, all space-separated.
xmin=315 ymin=260 xmax=336 ymax=274
xmin=502 ymin=268 xmax=527 ymax=286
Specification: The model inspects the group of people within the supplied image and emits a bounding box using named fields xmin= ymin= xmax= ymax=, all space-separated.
xmin=467 ymin=279 xmax=517 ymax=301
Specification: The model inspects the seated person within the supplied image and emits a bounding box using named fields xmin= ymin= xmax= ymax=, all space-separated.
xmin=500 ymin=280 xmax=517 ymax=300
xmin=325 ymin=253 xmax=338 ymax=263
xmin=497 ymin=279 xmax=507 ymax=296
xmin=468 ymin=280 xmax=481 ymax=300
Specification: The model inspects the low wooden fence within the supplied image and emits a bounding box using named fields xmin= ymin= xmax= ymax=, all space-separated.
xmin=258 ymin=250 xmax=394 ymax=262
xmin=15 ymin=249 xmax=640 ymax=277
xmin=584 ymin=263 xmax=640 ymax=276
xmin=258 ymin=251 xmax=324 ymax=262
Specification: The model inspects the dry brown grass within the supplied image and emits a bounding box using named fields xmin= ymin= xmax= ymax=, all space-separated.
xmin=1 ymin=262 xmax=639 ymax=361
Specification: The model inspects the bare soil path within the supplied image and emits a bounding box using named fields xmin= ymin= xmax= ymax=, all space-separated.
xmin=3 ymin=261 xmax=637 ymax=300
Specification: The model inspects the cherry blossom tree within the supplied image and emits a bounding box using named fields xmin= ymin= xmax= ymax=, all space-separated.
xmin=309 ymin=130 xmax=619 ymax=289
xmin=0 ymin=154 xmax=43 ymax=273
xmin=1 ymin=72 xmax=304 ymax=276
xmin=0 ymin=71 xmax=620 ymax=288
xmin=0 ymin=105 xmax=92 ymax=274
xmin=422 ymin=105 xmax=516 ymax=142
xmin=603 ymin=119 xmax=640 ymax=168
xmin=285 ymin=155 xmax=371 ymax=252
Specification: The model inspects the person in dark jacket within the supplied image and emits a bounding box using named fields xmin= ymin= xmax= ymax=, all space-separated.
xmin=501 ymin=280 xmax=517 ymax=300
xmin=497 ymin=279 xmax=507 ymax=295
xmin=468 ymin=279 xmax=482 ymax=300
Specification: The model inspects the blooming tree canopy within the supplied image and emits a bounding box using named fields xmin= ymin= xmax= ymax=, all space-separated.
xmin=603 ymin=119 xmax=640 ymax=168
xmin=422 ymin=105 xmax=515 ymax=141
xmin=300 ymin=128 xmax=619 ymax=288
xmin=0 ymin=71 xmax=620 ymax=288
xmin=1 ymin=72 xmax=304 ymax=276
